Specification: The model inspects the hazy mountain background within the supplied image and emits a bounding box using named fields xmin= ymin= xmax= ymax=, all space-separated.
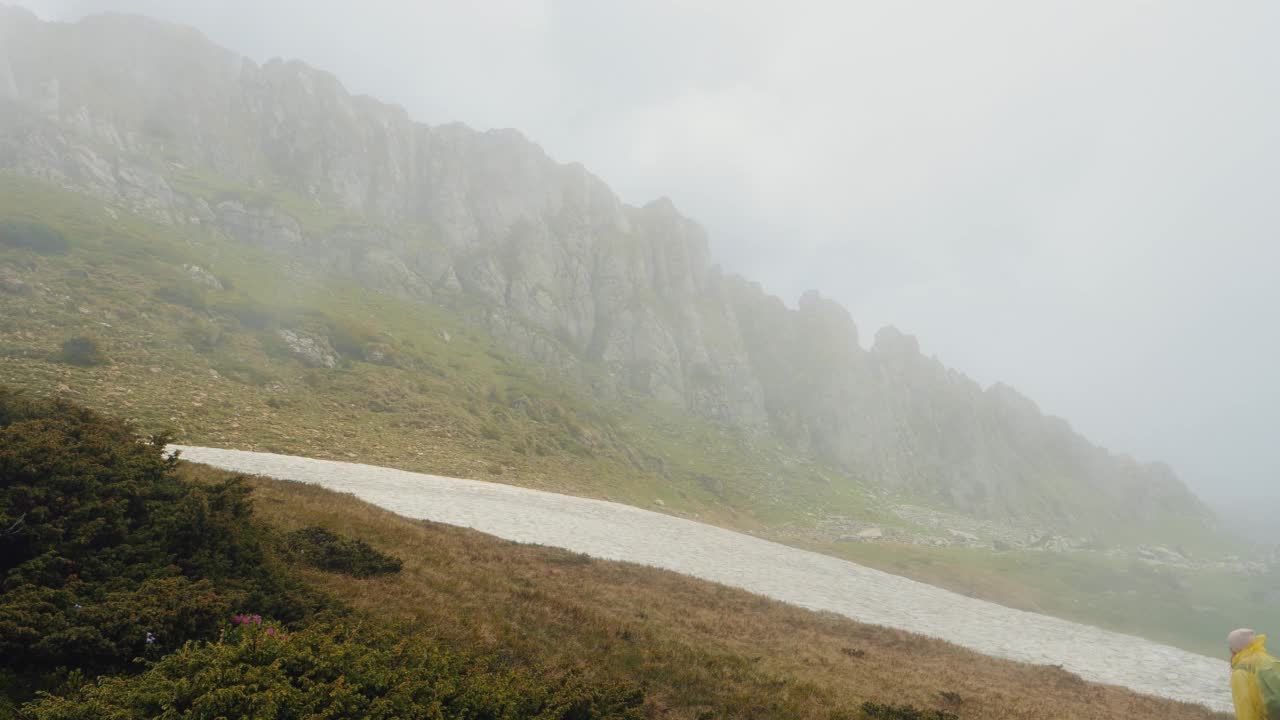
xmin=0 ymin=3 xmax=1220 ymax=530
xmin=9 ymin=0 xmax=1278 ymax=508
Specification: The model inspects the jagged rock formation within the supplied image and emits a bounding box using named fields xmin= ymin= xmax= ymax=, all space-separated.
xmin=0 ymin=7 xmax=1210 ymax=527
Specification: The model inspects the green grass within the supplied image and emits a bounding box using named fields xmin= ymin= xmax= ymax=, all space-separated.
xmin=0 ymin=173 xmax=1257 ymax=658
xmin=167 ymin=165 xmax=366 ymax=235
xmin=818 ymin=540 xmax=1278 ymax=658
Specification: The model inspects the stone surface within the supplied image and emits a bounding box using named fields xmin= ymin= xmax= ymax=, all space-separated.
xmin=183 ymin=264 xmax=223 ymax=290
xmin=275 ymin=328 xmax=338 ymax=368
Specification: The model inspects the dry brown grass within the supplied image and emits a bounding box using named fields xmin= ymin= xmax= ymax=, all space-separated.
xmin=175 ymin=462 xmax=1230 ymax=720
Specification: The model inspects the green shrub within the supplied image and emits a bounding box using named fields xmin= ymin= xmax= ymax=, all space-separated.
xmin=0 ymin=387 xmax=645 ymax=716
xmin=0 ymin=392 xmax=325 ymax=699
xmin=153 ymin=282 xmax=207 ymax=311
xmin=212 ymin=358 xmax=276 ymax=386
xmin=861 ymin=702 xmax=958 ymax=720
xmin=312 ymin=313 xmax=378 ymax=358
xmin=284 ymin=526 xmax=403 ymax=578
xmin=55 ymin=336 xmax=107 ymax=366
xmin=0 ymin=221 xmax=69 ymax=254
xmin=0 ymin=386 xmax=60 ymax=426
xmin=24 ymin=620 xmax=645 ymax=720
xmin=361 ymin=342 xmax=397 ymax=366
xmin=214 ymin=298 xmax=280 ymax=330
xmin=182 ymin=318 xmax=225 ymax=352
xmin=0 ymin=577 xmax=231 ymax=677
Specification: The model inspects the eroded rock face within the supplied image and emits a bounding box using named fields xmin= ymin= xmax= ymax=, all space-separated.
xmin=276 ymin=328 xmax=339 ymax=368
xmin=0 ymin=8 xmax=1212 ymax=529
xmin=183 ymin=264 xmax=223 ymax=290
xmin=214 ymin=201 xmax=303 ymax=252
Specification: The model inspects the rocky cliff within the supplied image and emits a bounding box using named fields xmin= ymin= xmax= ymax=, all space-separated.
xmin=0 ymin=7 xmax=1210 ymax=527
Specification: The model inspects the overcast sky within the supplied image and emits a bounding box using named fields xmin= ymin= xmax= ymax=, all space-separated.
xmin=15 ymin=0 xmax=1280 ymax=502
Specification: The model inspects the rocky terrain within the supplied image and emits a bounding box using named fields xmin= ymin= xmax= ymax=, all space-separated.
xmin=0 ymin=7 xmax=1211 ymax=532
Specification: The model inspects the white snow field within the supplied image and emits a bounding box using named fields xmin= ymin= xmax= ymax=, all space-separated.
xmin=171 ymin=445 xmax=1231 ymax=712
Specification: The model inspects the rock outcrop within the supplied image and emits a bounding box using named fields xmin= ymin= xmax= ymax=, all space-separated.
xmin=0 ymin=7 xmax=1212 ymax=528
xmin=276 ymin=328 xmax=339 ymax=369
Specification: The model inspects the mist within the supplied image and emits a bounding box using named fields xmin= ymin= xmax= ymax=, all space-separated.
xmin=15 ymin=0 xmax=1279 ymax=503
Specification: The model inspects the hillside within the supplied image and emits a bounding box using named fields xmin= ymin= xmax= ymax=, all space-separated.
xmin=0 ymin=388 xmax=1228 ymax=719
xmin=0 ymin=5 xmax=1265 ymax=652
xmin=200 ymin=459 xmax=1231 ymax=720
xmin=1 ymin=6 xmax=1270 ymax=657
xmin=5 ymin=169 xmax=1274 ymax=657
xmin=0 ymin=6 xmax=1211 ymax=531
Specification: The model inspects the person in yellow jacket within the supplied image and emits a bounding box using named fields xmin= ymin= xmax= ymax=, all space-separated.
xmin=1230 ymin=628 xmax=1280 ymax=720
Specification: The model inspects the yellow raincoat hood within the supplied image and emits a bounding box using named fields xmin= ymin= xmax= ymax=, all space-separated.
xmin=1231 ymin=634 xmax=1280 ymax=720
xmin=1236 ymin=635 xmax=1271 ymax=668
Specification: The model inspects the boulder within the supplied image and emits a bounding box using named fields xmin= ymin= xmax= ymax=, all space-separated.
xmin=183 ymin=264 xmax=224 ymax=290
xmin=276 ymin=328 xmax=339 ymax=368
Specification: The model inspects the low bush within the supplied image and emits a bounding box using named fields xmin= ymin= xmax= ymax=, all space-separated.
xmin=281 ymin=309 xmax=377 ymax=359
xmin=55 ymin=336 xmax=107 ymax=366
xmin=0 ymin=221 xmax=69 ymax=254
xmin=0 ymin=389 xmax=324 ymax=700
xmin=182 ymin=318 xmax=226 ymax=352
xmin=937 ymin=691 xmax=963 ymax=707
xmin=284 ymin=526 xmax=403 ymax=578
xmin=861 ymin=702 xmax=958 ymax=720
xmin=1 ymin=386 xmax=645 ymax=716
xmin=153 ymin=282 xmax=207 ymax=311
xmin=214 ymin=297 xmax=280 ymax=330
xmin=25 ymin=620 xmax=645 ymax=720
xmin=214 ymin=359 xmax=276 ymax=386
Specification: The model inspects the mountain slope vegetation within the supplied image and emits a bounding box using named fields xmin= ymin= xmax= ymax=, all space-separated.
xmin=2 ymin=173 xmax=1273 ymax=658
xmin=0 ymin=388 xmax=1227 ymax=719
xmin=0 ymin=388 xmax=642 ymax=719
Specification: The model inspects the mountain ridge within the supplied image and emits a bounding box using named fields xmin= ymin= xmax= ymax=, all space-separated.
xmin=0 ymin=5 xmax=1210 ymax=529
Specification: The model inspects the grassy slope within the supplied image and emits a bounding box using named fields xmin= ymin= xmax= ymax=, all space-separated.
xmin=0 ymin=176 xmax=863 ymax=523
xmin=0 ymin=175 xmax=1269 ymax=657
xmin=182 ymin=460 xmax=1228 ymax=720
xmin=817 ymin=540 xmax=1273 ymax=658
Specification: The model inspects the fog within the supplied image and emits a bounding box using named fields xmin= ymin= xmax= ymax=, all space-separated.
xmin=16 ymin=0 xmax=1280 ymax=504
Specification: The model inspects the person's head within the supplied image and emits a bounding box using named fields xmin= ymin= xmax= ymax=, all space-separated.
xmin=1229 ymin=628 xmax=1258 ymax=657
